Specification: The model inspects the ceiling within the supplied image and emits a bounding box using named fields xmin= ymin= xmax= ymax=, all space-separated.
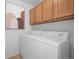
xmin=21 ymin=0 xmax=43 ymax=5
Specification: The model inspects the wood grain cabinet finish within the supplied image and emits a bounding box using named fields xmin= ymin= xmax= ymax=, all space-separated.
xmin=65 ymin=0 xmax=74 ymax=16
xmin=29 ymin=0 xmax=74 ymax=25
xmin=42 ymin=0 xmax=54 ymax=21
xmin=35 ymin=3 xmax=42 ymax=24
xmin=54 ymin=0 xmax=74 ymax=19
xmin=29 ymin=8 xmax=35 ymax=25
xmin=56 ymin=0 xmax=66 ymax=18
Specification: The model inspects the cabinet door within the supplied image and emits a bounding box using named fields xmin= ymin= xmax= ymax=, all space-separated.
xmin=65 ymin=0 xmax=74 ymax=16
xmin=54 ymin=0 xmax=73 ymax=19
xmin=56 ymin=0 xmax=65 ymax=18
xmin=29 ymin=8 xmax=35 ymax=25
xmin=42 ymin=0 xmax=54 ymax=21
xmin=35 ymin=3 xmax=42 ymax=24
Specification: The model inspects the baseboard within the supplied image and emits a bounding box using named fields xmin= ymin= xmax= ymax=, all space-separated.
xmin=5 ymin=53 xmax=19 ymax=59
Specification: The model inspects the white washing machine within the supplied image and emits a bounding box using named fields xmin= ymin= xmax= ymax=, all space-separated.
xmin=19 ymin=31 xmax=69 ymax=59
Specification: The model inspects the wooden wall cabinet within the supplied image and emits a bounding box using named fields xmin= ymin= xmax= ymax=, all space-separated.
xmin=29 ymin=0 xmax=74 ymax=25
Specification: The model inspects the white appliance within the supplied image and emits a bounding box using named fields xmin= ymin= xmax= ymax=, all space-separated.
xmin=19 ymin=30 xmax=69 ymax=59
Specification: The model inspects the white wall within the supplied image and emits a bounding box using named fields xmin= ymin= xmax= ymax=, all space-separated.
xmin=5 ymin=0 xmax=32 ymax=58
xmin=31 ymin=20 xmax=74 ymax=59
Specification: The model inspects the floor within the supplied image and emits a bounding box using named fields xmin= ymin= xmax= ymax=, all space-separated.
xmin=8 ymin=55 xmax=22 ymax=59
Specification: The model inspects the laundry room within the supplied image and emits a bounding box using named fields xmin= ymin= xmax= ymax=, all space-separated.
xmin=5 ymin=0 xmax=74 ymax=59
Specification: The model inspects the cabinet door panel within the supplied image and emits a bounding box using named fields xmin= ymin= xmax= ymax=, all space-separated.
xmin=54 ymin=0 xmax=58 ymax=19
xmin=56 ymin=0 xmax=65 ymax=18
xmin=35 ymin=4 xmax=42 ymax=23
xmin=42 ymin=0 xmax=54 ymax=21
xmin=29 ymin=8 xmax=35 ymax=24
xmin=65 ymin=0 xmax=74 ymax=16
